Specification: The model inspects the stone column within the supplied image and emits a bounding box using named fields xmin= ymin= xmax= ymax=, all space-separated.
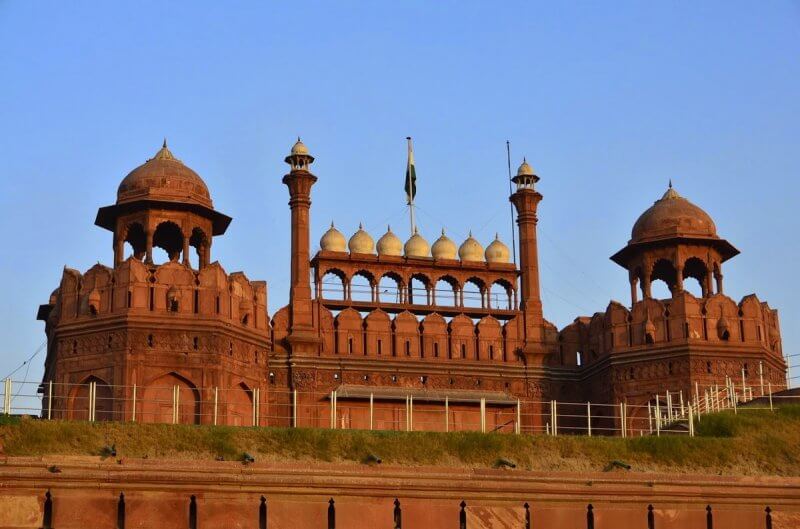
xmin=145 ymin=230 xmax=154 ymax=264
xmin=282 ymin=145 xmax=321 ymax=359
xmin=182 ymin=231 xmax=191 ymax=266
xmin=510 ymin=186 xmax=545 ymax=362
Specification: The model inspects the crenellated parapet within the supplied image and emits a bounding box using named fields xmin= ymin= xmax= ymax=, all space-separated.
xmin=41 ymin=259 xmax=268 ymax=330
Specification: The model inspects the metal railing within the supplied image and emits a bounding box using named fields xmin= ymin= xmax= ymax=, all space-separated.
xmin=1 ymin=377 xmax=795 ymax=438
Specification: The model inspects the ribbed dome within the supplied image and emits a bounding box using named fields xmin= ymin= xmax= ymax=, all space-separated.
xmin=431 ymin=229 xmax=457 ymax=260
xmin=459 ymin=231 xmax=484 ymax=262
xmin=485 ymin=233 xmax=510 ymax=263
xmin=348 ymin=223 xmax=375 ymax=254
xmin=320 ymin=222 xmax=347 ymax=252
xmin=376 ymin=226 xmax=403 ymax=256
xmin=404 ymin=228 xmax=430 ymax=258
xmin=117 ymin=141 xmax=212 ymax=208
xmin=631 ymin=184 xmax=717 ymax=244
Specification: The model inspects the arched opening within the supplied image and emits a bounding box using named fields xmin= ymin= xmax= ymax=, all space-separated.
xmin=124 ymin=222 xmax=146 ymax=261
xmin=153 ymin=221 xmax=184 ymax=263
xmin=350 ymin=271 xmax=374 ymax=302
xmin=683 ymin=257 xmax=707 ymax=297
xmin=320 ymin=270 xmax=346 ymax=300
xmin=408 ymin=274 xmax=430 ymax=305
xmin=489 ymin=280 xmax=513 ymax=310
xmin=434 ymin=277 xmax=458 ymax=307
xmin=226 ymin=382 xmax=254 ymax=426
xmin=68 ymin=375 xmax=114 ymax=421
xmin=462 ymin=278 xmax=485 ymax=309
xmin=378 ymin=273 xmax=403 ymax=304
xmin=189 ymin=228 xmax=209 ymax=269
xmin=139 ymin=372 xmax=200 ymax=424
xmin=650 ymin=259 xmax=677 ymax=299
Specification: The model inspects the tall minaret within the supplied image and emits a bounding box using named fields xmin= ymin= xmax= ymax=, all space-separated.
xmin=509 ymin=158 xmax=546 ymax=363
xmin=282 ymin=138 xmax=320 ymax=354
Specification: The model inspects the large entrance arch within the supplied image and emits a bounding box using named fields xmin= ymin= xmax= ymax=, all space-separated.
xmin=139 ymin=372 xmax=201 ymax=424
xmin=68 ymin=375 xmax=114 ymax=421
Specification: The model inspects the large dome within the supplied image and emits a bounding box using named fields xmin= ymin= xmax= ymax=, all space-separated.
xmin=630 ymin=186 xmax=717 ymax=244
xmin=116 ymin=141 xmax=212 ymax=208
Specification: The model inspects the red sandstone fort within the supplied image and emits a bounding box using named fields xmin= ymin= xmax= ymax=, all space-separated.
xmin=34 ymin=138 xmax=787 ymax=434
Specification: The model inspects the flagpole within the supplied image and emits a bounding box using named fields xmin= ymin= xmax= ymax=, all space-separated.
xmin=407 ymin=137 xmax=417 ymax=235
xmin=506 ymin=140 xmax=517 ymax=265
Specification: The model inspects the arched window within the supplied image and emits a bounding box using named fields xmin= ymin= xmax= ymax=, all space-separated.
xmin=350 ymin=271 xmax=374 ymax=302
xmin=489 ymin=281 xmax=513 ymax=310
xmin=320 ymin=270 xmax=346 ymax=300
xmin=153 ymin=221 xmax=184 ymax=263
xmin=683 ymin=257 xmax=707 ymax=297
xmin=124 ymin=222 xmax=146 ymax=261
xmin=408 ymin=274 xmax=430 ymax=305
xmin=462 ymin=278 xmax=485 ymax=309
xmin=650 ymin=259 xmax=677 ymax=299
xmin=434 ymin=277 xmax=458 ymax=307
xmin=378 ymin=273 xmax=403 ymax=303
xmin=189 ymin=228 xmax=209 ymax=269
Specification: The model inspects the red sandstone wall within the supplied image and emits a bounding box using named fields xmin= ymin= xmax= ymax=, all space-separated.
xmin=1 ymin=458 xmax=798 ymax=529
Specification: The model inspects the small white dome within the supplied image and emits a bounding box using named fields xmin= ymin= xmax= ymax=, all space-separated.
xmin=376 ymin=225 xmax=403 ymax=256
xmin=348 ymin=223 xmax=375 ymax=254
xmin=404 ymin=228 xmax=430 ymax=258
xmin=431 ymin=229 xmax=457 ymax=260
xmin=458 ymin=231 xmax=484 ymax=262
xmin=320 ymin=222 xmax=347 ymax=252
xmin=485 ymin=233 xmax=510 ymax=263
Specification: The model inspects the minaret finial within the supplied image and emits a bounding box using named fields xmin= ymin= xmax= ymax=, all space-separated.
xmin=669 ymin=178 xmax=673 ymax=189
xmin=163 ymin=138 xmax=167 ymax=149
xmin=330 ymin=220 xmax=334 ymax=228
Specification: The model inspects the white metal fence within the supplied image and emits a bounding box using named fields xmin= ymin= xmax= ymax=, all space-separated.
xmin=1 ymin=377 xmax=796 ymax=438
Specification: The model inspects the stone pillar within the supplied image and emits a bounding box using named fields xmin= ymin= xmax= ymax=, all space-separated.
xmin=715 ymin=272 xmax=724 ymax=295
xmin=282 ymin=142 xmax=321 ymax=359
xmin=182 ymin=231 xmax=191 ymax=266
xmin=114 ymin=233 xmax=124 ymax=266
xmin=510 ymin=186 xmax=545 ymax=363
xmin=675 ymin=264 xmax=684 ymax=293
xmin=145 ymin=230 xmax=154 ymax=264
xmin=630 ymin=276 xmax=639 ymax=305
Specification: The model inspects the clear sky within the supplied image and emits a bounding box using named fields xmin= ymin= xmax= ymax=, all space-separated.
xmin=0 ymin=2 xmax=798 ymax=387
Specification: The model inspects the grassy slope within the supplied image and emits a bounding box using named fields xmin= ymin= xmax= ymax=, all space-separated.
xmin=1 ymin=406 xmax=799 ymax=476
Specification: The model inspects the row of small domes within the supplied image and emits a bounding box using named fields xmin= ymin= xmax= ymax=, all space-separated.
xmin=320 ymin=223 xmax=511 ymax=263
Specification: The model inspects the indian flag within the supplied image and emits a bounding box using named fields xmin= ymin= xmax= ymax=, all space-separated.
xmin=405 ymin=137 xmax=417 ymax=205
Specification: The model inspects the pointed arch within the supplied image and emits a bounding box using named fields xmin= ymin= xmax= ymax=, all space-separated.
xmin=68 ymin=375 xmax=114 ymax=421
xmin=140 ymin=372 xmax=200 ymax=424
xmin=227 ymin=381 xmax=255 ymax=426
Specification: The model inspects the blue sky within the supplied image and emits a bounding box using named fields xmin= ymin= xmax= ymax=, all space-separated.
xmin=1 ymin=2 xmax=798 ymax=386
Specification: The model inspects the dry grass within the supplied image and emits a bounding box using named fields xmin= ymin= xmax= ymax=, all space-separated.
xmin=2 ymin=405 xmax=799 ymax=476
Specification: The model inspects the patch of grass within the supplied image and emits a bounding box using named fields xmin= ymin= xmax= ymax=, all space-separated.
xmin=2 ymin=405 xmax=799 ymax=476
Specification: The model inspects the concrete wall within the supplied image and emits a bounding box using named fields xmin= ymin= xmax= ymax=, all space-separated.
xmin=1 ymin=457 xmax=798 ymax=528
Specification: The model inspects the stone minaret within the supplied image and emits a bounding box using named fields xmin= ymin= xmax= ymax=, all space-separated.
xmin=283 ymin=138 xmax=321 ymax=355
xmin=509 ymin=158 xmax=546 ymax=363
